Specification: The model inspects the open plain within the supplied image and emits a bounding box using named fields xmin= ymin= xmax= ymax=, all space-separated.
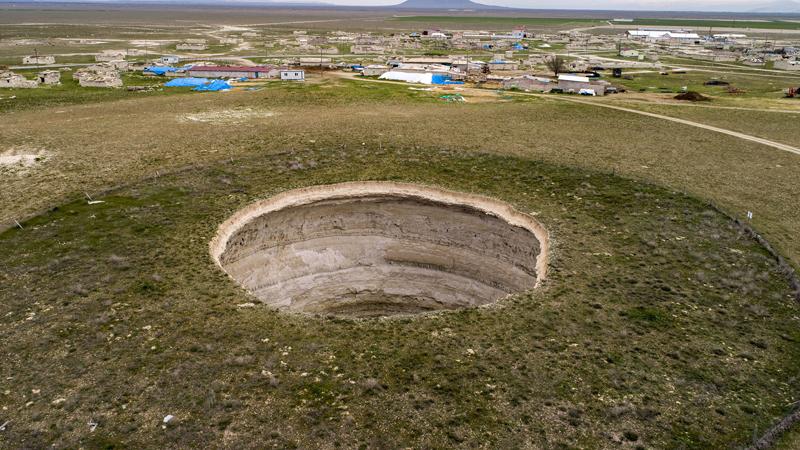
xmin=1 ymin=3 xmax=800 ymax=448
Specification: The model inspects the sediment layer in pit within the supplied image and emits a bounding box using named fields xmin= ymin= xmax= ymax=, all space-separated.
xmin=210 ymin=182 xmax=549 ymax=317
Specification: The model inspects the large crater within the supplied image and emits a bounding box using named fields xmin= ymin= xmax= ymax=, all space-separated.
xmin=210 ymin=182 xmax=549 ymax=317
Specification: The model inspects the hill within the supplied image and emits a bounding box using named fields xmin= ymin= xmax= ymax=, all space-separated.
xmin=394 ymin=0 xmax=505 ymax=10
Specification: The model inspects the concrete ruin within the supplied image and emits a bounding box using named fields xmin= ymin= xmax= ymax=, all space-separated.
xmin=37 ymin=70 xmax=61 ymax=85
xmin=77 ymin=74 xmax=122 ymax=88
xmin=22 ymin=55 xmax=55 ymax=65
xmin=95 ymin=51 xmax=126 ymax=62
xmin=210 ymin=182 xmax=549 ymax=318
xmin=74 ymin=64 xmax=123 ymax=88
xmin=0 ymin=71 xmax=38 ymax=88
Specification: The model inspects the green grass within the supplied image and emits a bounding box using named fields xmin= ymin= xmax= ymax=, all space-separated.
xmin=612 ymin=70 xmax=790 ymax=99
xmin=1 ymin=147 xmax=798 ymax=448
xmin=603 ymin=101 xmax=800 ymax=148
xmin=0 ymin=71 xmax=196 ymax=113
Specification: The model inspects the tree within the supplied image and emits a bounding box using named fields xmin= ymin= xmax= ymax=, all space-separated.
xmin=545 ymin=55 xmax=567 ymax=77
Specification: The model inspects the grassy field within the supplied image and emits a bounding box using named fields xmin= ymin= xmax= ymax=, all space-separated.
xmin=600 ymin=100 xmax=800 ymax=148
xmin=1 ymin=146 xmax=798 ymax=448
xmin=627 ymin=18 xmax=800 ymax=30
xmin=2 ymin=77 xmax=800 ymax=263
xmin=611 ymin=69 xmax=794 ymax=99
xmin=3 ymin=9 xmax=800 ymax=446
xmin=0 ymin=71 xmax=191 ymax=114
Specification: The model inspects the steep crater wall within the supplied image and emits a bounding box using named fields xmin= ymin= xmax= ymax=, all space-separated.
xmin=210 ymin=182 xmax=549 ymax=318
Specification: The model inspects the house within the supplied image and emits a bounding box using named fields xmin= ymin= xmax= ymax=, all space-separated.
xmin=361 ymin=65 xmax=390 ymax=77
xmin=95 ymin=60 xmax=129 ymax=71
xmin=297 ymin=57 xmax=334 ymax=68
xmin=450 ymin=59 xmax=486 ymax=73
xmin=187 ymin=65 xmax=276 ymax=79
xmin=280 ymin=69 xmax=305 ymax=81
xmin=78 ymin=75 xmax=122 ymax=88
xmin=22 ymin=55 xmax=55 ymax=65
xmin=96 ymin=50 xmax=126 ymax=62
xmin=667 ymin=32 xmax=700 ymax=42
xmin=77 ymin=71 xmax=123 ymax=88
xmin=487 ymin=60 xmax=519 ymax=71
xmin=511 ymin=26 xmax=527 ymax=39
xmin=502 ymin=75 xmax=552 ymax=92
xmin=37 ymin=70 xmax=61 ymax=85
xmin=160 ymin=55 xmax=180 ymax=65
xmin=627 ymin=30 xmax=670 ymax=40
xmin=393 ymin=63 xmax=450 ymax=74
xmin=0 ymin=71 xmax=38 ymax=88
xmin=73 ymin=64 xmax=123 ymax=88
xmin=403 ymin=56 xmax=452 ymax=65
xmin=626 ymin=30 xmax=699 ymax=43
xmin=557 ymin=74 xmax=607 ymax=95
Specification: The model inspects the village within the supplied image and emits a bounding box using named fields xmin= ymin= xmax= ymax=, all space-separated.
xmin=2 ymin=22 xmax=799 ymax=98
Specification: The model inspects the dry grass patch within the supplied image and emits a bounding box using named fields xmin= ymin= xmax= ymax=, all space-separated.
xmin=0 ymin=146 xmax=49 ymax=172
xmin=179 ymin=107 xmax=277 ymax=125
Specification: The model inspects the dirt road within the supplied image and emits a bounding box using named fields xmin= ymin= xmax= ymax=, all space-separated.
xmin=339 ymin=72 xmax=800 ymax=157
xmin=550 ymin=96 xmax=800 ymax=156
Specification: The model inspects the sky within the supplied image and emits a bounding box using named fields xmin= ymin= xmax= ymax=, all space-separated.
xmin=281 ymin=0 xmax=798 ymax=12
xmin=26 ymin=0 xmax=800 ymax=12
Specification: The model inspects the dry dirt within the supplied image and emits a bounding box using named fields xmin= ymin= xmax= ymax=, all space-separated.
xmin=0 ymin=146 xmax=48 ymax=172
xmin=178 ymin=108 xmax=277 ymax=124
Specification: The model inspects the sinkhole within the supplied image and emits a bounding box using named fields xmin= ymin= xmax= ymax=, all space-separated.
xmin=210 ymin=182 xmax=549 ymax=318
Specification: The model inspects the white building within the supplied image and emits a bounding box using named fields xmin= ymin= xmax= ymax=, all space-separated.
xmin=160 ymin=55 xmax=180 ymax=65
xmin=280 ymin=69 xmax=305 ymax=81
xmin=361 ymin=65 xmax=390 ymax=77
xmin=627 ymin=30 xmax=700 ymax=42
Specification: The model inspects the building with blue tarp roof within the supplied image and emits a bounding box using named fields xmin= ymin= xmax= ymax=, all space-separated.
xmin=193 ymin=80 xmax=232 ymax=92
xmin=164 ymin=77 xmax=209 ymax=87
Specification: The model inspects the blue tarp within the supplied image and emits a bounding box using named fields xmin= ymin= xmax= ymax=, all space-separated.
xmin=512 ymin=43 xmax=525 ymax=50
xmin=164 ymin=77 xmax=210 ymax=87
xmin=145 ymin=66 xmax=180 ymax=76
xmin=193 ymin=80 xmax=232 ymax=92
xmin=431 ymin=74 xmax=452 ymax=85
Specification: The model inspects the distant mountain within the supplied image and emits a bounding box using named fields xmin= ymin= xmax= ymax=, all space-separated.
xmin=747 ymin=0 xmax=800 ymax=12
xmin=394 ymin=0 xmax=505 ymax=10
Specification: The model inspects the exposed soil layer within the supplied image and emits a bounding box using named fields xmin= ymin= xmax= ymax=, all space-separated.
xmin=211 ymin=182 xmax=549 ymax=317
